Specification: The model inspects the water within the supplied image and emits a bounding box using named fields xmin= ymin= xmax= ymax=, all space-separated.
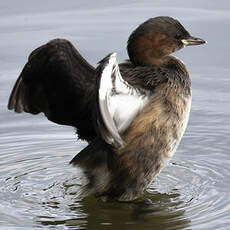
xmin=1 ymin=1 xmax=230 ymax=229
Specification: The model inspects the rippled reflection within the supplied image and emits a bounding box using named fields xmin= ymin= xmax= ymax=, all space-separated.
xmin=35 ymin=179 xmax=191 ymax=230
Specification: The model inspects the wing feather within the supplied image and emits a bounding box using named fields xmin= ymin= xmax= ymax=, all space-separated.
xmin=96 ymin=53 xmax=149 ymax=148
xmin=8 ymin=39 xmax=97 ymax=141
xmin=98 ymin=53 xmax=124 ymax=147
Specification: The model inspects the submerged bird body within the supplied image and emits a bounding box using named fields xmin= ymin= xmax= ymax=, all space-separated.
xmin=8 ymin=16 xmax=205 ymax=201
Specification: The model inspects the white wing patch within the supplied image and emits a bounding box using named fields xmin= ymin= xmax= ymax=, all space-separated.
xmin=98 ymin=53 xmax=149 ymax=147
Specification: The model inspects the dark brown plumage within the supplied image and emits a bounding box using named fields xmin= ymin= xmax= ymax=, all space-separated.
xmin=8 ymin=39 xmax=97 ymax=141
xmin=8 ymin=16 xmax=206 ymax=201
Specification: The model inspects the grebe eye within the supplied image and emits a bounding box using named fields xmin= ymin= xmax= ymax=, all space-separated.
xmin=175 ymin=33 xmax=182 ymax=40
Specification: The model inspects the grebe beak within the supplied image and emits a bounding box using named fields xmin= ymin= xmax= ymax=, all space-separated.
xmin=182 ymin=36 xmax=207 ymax=46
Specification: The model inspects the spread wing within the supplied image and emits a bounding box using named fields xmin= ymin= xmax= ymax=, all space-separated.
xmin=8 ymin=39 xmax=97 ymax=142
xmin=95 ymin=53 xmax=149 ymax=148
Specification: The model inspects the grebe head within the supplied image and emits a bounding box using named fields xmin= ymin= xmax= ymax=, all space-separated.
xmin=127 ymin=16 xmax=206 ymax=66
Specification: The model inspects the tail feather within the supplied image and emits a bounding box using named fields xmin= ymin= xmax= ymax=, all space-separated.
xmin=70 ymin=138 xmax=141 ymax=201
xmin=70 ymin=139 xmax=115 ymax=197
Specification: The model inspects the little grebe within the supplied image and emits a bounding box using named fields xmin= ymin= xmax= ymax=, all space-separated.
xmin=8 ymin=16 xmax=206 ymax=201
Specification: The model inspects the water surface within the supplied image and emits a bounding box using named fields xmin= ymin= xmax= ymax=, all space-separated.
xmin=1 ymin=1 xmax=230 ymax=229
